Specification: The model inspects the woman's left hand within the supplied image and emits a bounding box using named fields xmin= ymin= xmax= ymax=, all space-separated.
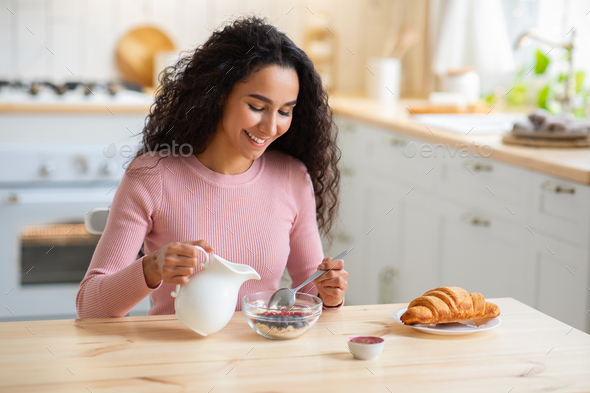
xmin=313 ymin=257 xmax=348 ymax=307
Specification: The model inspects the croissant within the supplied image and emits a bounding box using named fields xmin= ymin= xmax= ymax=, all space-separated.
xmin=400 ymin=287 xmax=500 ymax=325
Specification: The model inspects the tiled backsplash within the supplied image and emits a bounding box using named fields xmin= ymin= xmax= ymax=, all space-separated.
xmin=0 ymin=0 xmax=310 ymax=83
xmin=0 ymin=0 xmax=431 ymax=95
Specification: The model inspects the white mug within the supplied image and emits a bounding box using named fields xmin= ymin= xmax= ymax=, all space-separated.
xmin=366 ymin=57 xmax=401 ymax=103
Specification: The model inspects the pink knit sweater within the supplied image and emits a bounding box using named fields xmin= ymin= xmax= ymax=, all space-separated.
xmin=76 ymin=150 xmax=325 ymax=318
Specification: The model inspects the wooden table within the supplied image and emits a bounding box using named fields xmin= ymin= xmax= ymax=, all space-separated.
xmin=1 ymin=298 xmax=589 ymax=392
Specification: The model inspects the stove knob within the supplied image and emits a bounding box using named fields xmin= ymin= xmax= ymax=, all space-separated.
xmin=108 ymin=83 xmax=121 ymax=96
xmin=29 ymin=83 xmax=41 ymax=96
xmin=73 ymin=156 xmax=88 ymax=174
xmin=100 ymin=161 xmax=118 ymax=176
xmin=4 ymin=193 xmax=18 ymax=205
xmin=56 ymin=85 xmax=69 ymax=95
xmin=39 ymin=161 xmax=57 ymax=177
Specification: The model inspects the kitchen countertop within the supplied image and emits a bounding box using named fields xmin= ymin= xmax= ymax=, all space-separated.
xmin=0 ymin=102 xmax=151 ymax=115
xmin=1 ymin=298 xmax=589 ymax=392
xmin=0 ymin=89 xmax=153 ymax=115
xmin=330 ymin=94 xmax=590 ymax=185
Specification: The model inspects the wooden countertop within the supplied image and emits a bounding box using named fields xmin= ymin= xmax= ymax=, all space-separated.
xmin=330 ymin=94 xmax=590 ymax=185
xmin=0 ymin=102 xmax=151 ymax=115
xmin=1 ymin=298 xmax=589 ymax=392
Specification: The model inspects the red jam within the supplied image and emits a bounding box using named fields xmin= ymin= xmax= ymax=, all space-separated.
xmin=259 ymin=311 xmax=306 ymax=317
xmin=349 ymin=336 xmax=384 ymax=344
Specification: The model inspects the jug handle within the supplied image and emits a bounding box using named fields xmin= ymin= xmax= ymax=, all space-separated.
xmin=170 ymin=245 xmax=210 ymax=298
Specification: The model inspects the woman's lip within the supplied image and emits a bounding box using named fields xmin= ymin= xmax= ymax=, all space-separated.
xmin=244 ymin=130 xmax=269 ymax=146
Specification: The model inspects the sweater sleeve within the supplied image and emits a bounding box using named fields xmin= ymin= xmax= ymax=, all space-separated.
xmin=285 ymin=158 xmax=325 ymax=298
xmin=76 ymin=155 xmax=163 ymax=318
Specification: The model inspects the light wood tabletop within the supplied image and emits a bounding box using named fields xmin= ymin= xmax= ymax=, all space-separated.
xmin=1 ymin=298 xmax=589 ymax=393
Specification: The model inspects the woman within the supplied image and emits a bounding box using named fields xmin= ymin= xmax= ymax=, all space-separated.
xmin=76 ymin=16 xmax=347 ymax=318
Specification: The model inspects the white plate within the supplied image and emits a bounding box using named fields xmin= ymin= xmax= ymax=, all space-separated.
xmin=392 ymin=307 xmax=501 ymax=336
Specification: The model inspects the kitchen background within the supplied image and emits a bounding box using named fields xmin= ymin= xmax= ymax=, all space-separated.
xmin=2 ymin=0 xmax=590 ymax=96
xmin=0 ymin=0 xmax=430 ymax=95
xmin=1 ymin=0 xmax=590 ymax=333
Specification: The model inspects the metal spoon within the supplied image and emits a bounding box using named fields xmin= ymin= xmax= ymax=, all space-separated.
xmin=267 ymin=250 xmax=349 ymax=309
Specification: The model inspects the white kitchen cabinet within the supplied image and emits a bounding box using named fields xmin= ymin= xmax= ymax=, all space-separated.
xmin=324 ymin=117 xmax=365 ymax=305
xmin=363 ymin=123 xmax=439 ymax=189
xmin=531 ymin=173 xmax=590 ymax=247
xmin=440 ymin=157 xmax=532 ymax=223
xmin=327 ymin=172 xmax=365 ymax=306
xmin=437 ymin=202 xmax=535 ymax=306
xmin=397 ymin=189 xmax=535 ymax=306
xmin=360 ymin=173 xmax=405 ymax=305
xmin=531 ymin=232 xmax=589 ymax=330
xmin=329 ymin=115 xmax=590 ymax=333
xmin=329 ymin=119 xmax=442 ymax=306
xmin=396 ymin=190 xmax=444 ymax=302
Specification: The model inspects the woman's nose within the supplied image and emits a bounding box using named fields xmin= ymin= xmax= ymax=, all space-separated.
xmin=259 ymin=112 xmax=278 ymax=137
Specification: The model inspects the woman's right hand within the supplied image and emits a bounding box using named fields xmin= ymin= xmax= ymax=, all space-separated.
xmin=142 ymin=240 xmax=215 ymax=288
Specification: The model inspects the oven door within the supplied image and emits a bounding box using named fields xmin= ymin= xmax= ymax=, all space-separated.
xmin=0 ymin=186 xmax=150 ymax=321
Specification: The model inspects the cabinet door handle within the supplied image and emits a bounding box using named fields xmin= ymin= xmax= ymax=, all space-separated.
xmin=461 ymin=213 xmax=490 ymax=227
xmin=541 ymin=181 xmax=575 ymax=194
xmin=465 ymin=162 xmax=493 ymax=172
xmin=386 ymin=137 xmax=407 ymax=147
xmin=379 ymin=266 xmax=397 ymax=278
xmin=378 ymin=266 xmax=397 ymax=304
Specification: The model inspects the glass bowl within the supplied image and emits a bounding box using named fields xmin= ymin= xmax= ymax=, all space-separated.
xmin=242 ymin=291 xmax=322 ymax=340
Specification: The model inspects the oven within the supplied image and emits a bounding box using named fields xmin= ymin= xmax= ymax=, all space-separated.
xmin=0 ymin=144 xmax=150 ymax=321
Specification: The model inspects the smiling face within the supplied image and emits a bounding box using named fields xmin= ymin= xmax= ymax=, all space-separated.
xmin=215 ymin=65 xmax=299 ymax=162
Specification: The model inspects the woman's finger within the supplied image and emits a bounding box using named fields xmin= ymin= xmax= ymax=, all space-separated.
xmin=164 ymin=255 xmax=199 ymax=268
xmin=316 ymin=276 xmax=348 ymax=289
xmin=173 ymin=243 xmax=208 ymax=258
xmin=320 ymin=286 xmax=343 ymax=297
xmin=314 ymin=269 xmax=348 ymax=284
xmin=317 ymin=258 xmax=345 ymax=270
xmin=163 ymin=265 xmax=195 ymax=277
xmin=187 ymin=240 xmax=215 ymax=254
xmin=314 ymin=272 xmax=341 ymax=284
xmin=166 ymin=275 xmax=192 ymax=285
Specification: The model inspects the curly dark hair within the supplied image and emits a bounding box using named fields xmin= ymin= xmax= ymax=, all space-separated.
xmin=135 ymin=15 xmax=340 ymax=238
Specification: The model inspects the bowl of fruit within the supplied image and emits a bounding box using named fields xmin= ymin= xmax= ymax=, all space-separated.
xmin=242 ymin=291 xmax=322 ymax=340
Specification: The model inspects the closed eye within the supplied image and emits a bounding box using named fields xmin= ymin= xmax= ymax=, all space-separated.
xmin=249 ymin=104 xmax=291 ymax=117
xmin=248 ymin=104 xmax=263 ymax=112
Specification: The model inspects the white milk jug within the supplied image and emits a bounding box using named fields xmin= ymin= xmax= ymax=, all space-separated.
xmin=171 ymin=246 xmax=261 ymax=336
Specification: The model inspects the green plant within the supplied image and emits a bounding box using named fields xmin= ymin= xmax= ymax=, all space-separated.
xmin=535 ymin=49 xmax=550 ymax=74
xmin=497 ymin=47 xmax=589 ymax=117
